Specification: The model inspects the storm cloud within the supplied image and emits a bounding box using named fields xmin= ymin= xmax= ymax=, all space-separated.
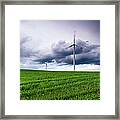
xmin=34 ymin=40 xmax=100 ymax=65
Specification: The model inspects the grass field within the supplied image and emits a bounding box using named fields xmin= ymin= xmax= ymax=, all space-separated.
xmin=20 ymin=69 xmax=100 ymax=100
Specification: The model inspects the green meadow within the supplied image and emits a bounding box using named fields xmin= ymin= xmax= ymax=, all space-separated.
xmin=20 ymin=69 xmax=100 ymax=100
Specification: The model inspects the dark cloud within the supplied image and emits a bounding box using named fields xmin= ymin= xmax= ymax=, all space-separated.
xmin=20 ymin=36 xmax=39 ymax=58
xmin=20 ymin=37 xmax=100 ymax=65
xmin=33 ymin=40 xmax=100 ymax=65
xmin=54 ymin=47 xmax=100 ymax=65
xmin=75 ymin=40 xmax=99 ymax=54
xmin=52 ymin=41 xmax=73 ymax=58
xmin=34 ymin=54 xmax=54 ymax=64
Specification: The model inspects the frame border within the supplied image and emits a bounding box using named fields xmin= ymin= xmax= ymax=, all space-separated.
xmin=0 ymin=0 xmax=119 ymax=119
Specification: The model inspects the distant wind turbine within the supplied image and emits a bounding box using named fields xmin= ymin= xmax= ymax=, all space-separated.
xmin=45 ymin=62 xmax=47 ymax=70
xmin=66 ymin=31 xmax=78 ymax=71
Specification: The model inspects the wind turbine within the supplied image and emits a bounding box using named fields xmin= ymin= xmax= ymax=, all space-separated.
xmin=45 ymin=62 xmax=47 ymax=70
xmin=66 ymin=31 xmax=77 ymax=71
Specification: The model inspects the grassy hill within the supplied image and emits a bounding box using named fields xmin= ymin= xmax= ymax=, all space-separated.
xmin=20 ymin=69 xmax=100 ymax=100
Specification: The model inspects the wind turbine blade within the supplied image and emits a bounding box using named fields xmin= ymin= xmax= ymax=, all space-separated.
xmin=66 ymin=44 xmax=74 ymax=49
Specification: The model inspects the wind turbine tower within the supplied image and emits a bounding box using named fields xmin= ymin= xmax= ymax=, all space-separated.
xmin=45 ymin=62 xmax=47 ymax=70
xmin=73 ymin=31 xmax=76 ymax=71
xmin=66 ymin=31 xmax=77 ymax=71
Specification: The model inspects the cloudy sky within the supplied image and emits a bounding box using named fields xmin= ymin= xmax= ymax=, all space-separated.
xmin=20 ymin=20 xmax=100 ymax=71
